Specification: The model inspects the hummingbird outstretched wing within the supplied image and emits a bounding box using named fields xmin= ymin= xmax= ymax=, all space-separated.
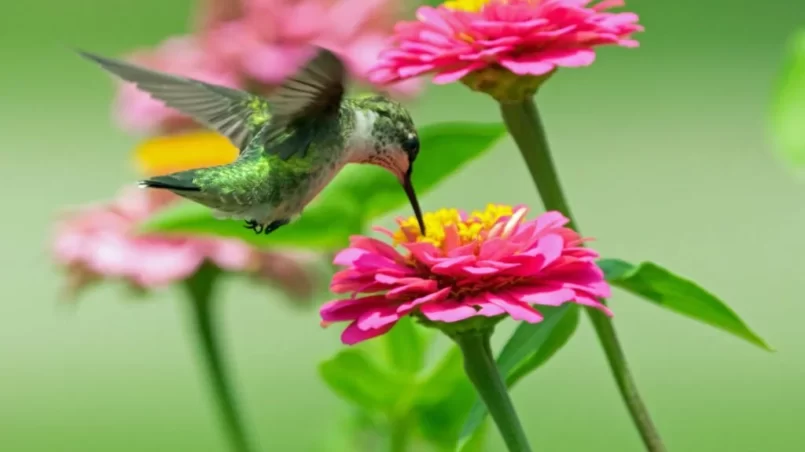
xmin=261 ymin=48 xmax=347 ymax=160
xmin=79 ymin=51 xmax=269 ymax=151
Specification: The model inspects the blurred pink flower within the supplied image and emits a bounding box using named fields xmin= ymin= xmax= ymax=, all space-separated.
xmin=320 ymin=204 xmax=611 ymax=345
xmin=202 ymin=0 xmax=422 ymax=95
xmin=369 ymin=0 xmax=643 ymax=85
xmin=193 ymin=0 xmax=243 ymax=33
xmin=52 ymin=187 xmax=320 ymax=301
xmin=112 ymin=0 xmax=422 ymax=135
xmin=113 ymin=36 xmax=244 ymax=134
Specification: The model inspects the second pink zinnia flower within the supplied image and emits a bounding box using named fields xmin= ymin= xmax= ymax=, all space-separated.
xmin=320 ymin=204 xmax=611 ymax=345
xmin=369 ymin=0 xmax=643 ymax=87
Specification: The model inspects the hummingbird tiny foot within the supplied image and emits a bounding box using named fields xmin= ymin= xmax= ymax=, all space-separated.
xmin=263 ymin=219 xmax=291 ymax=235
xmin=243 ymin=220 xmax=265 ymax=234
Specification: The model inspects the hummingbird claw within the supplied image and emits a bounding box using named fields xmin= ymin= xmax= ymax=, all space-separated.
xmin=263 ymin=219 xmax=290 ymax=235
xmin=243 ymin=219 xmax=290 ymax=235
xmin=243 ymin=220 xmax=264 ymax=234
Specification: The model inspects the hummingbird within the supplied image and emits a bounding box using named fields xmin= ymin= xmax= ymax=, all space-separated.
xmin=79 ymin=47 xmax=426 ymax=236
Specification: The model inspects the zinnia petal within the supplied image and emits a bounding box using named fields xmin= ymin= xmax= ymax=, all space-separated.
xmin=341 ymin=321 xmax=395 ymax=345
xmin=320 ymin=295 xmax=394 ymax=322
xmin=356 ymin=305 xmax=401 ymax=330
xmin=433 ymin=62 xmax=487 ymax=83
xmin=398 ymin=287 xmax=452 ymax=312
xmin=507 ymin=285 xmax=576 ymax=306
xmin=484 ymin=293 xmax=544 ymax=323
xmin=421 ymin=302 xmax=479 ymax=322
xmin=499 ymin=57 xmax=556 ymax=76
xmin=320 ymin=204 xmax=611 ymax=345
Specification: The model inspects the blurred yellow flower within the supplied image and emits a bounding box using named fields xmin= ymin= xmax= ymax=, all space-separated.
xmin=133 ymin=131 xmax=238 ymax=176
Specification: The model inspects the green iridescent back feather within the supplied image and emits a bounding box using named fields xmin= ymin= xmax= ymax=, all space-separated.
xmin=186 ymin=106 xmax=348 ymax=209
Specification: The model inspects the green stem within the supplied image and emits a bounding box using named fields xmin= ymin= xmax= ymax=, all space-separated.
xmin=455 ymin=330 xmax=532 ymax=452
xmin=389 ymin=416 xmax=409 ymax=452
xmin=184 ymin=263 xmax=255 ymax=452
xmin=499 ymin=99 xmax=666 ymax=452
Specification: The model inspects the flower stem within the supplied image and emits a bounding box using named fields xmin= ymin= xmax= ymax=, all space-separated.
xmin=389 ymin=416 xmax=410 ymax=452
xmin=499 ymin=98 xmax=666 ymax=452
xmin=184 ymin=263 xmax=255 ymax=452
xmin=454 ymin=330 xmax=533 ymax=452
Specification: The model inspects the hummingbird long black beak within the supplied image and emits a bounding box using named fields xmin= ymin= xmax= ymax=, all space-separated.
xmin=402 ymin=168 xmax=426 ymax=235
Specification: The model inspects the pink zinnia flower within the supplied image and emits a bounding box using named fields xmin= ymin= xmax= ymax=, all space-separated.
xmin=369 ymin=0 xmax=643 ymax=86
xmin=320 ymin=204 xmax=611 ymax=345
xmin=203 ymin=0 xmax=421 ymax=95
xmin=52 ymin=187 xmax=320 ymax=301
xmin=113 ymin=36 xmax=243 ymax=134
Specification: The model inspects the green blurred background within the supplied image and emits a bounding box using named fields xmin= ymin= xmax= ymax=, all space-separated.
xmin=3 ymin=0 xmax=804 ymax=450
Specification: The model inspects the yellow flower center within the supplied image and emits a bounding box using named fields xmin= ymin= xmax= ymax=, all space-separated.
xmin=133 ymin=131 xmax=239 ymax=177
xmin=393 ymin=204 xmax=516 ymax=248
xmin=443 ymin=0 xmax=490 ymax=12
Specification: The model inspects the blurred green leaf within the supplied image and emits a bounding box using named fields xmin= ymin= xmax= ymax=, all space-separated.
xmin=771 ymin=30 xmax=805 ymax=167
xmin=416 ymin=384 xmax=476 ymax=448
xmin=460 ymin=305 xmax=576 ymax=440
xmin=139 ymin=121 xmax=505 ymax=248
xmin=415 ymin=345 xmax=466 ymax=405
xmin=319 ymin=349 xmax=403 ymax=412
xmin=410 ymin=346 xmax=476 ymax=449
xmin=599 ymin=258 xmax=773 ymax=351
xmin=383 ymin=316 xmax=427 ymax=376
xmin=506 ymin=304 xmax=580 ymax=386
xmin=319 ymin=410 xmax=385 ymax=452
xmin=140 ymin=191 xmax=360 ymax=250
xmin=459 ymin=421 xmax=489 ymax=452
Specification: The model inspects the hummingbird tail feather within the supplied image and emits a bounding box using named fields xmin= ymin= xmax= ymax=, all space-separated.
xmin=138 ymin=175 xmax=201 ymax=192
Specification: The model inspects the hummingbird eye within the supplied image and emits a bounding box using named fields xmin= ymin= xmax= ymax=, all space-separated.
xmin=402 ymin=135 xmax=420 ymax=160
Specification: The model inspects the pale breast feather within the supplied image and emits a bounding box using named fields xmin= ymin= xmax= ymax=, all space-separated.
xmin=348 ymin=109 xmax=379 ymax=157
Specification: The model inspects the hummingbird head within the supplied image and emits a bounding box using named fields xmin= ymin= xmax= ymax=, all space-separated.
xmin=347 ymin=95 xmax=425 ymax=234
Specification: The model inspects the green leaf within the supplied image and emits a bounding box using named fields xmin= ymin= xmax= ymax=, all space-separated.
xmin=318 ymin=410 xmax=385 ymax=452
xmin=405 ymin=346 xmax=476 ymax=449
xmin=459 ymin=305 xmax=577 ymax=440
xmin=506 ymin=303 xmax=580 ymax=387
xmin=319 ymin=349 xmax=403 ymax=413
xmin=599 ymin=258 xmax=773 ymax=351
xmin=459 ymin=421 xmax=489 ymax=452
xmin=415 ymin=345 xmax=466 ymax=405
xmin=416 ymin=396 xmax=475 ymax=450
xmin=140 ymin=192 xmax=360 ymax=250
xmin=771 ymin=30 xmax=805 ymax=167
xmin=139 ymin=121 xmax=505 ymax=248
xmin=382 ymin=316 xmax=426 ymax=376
